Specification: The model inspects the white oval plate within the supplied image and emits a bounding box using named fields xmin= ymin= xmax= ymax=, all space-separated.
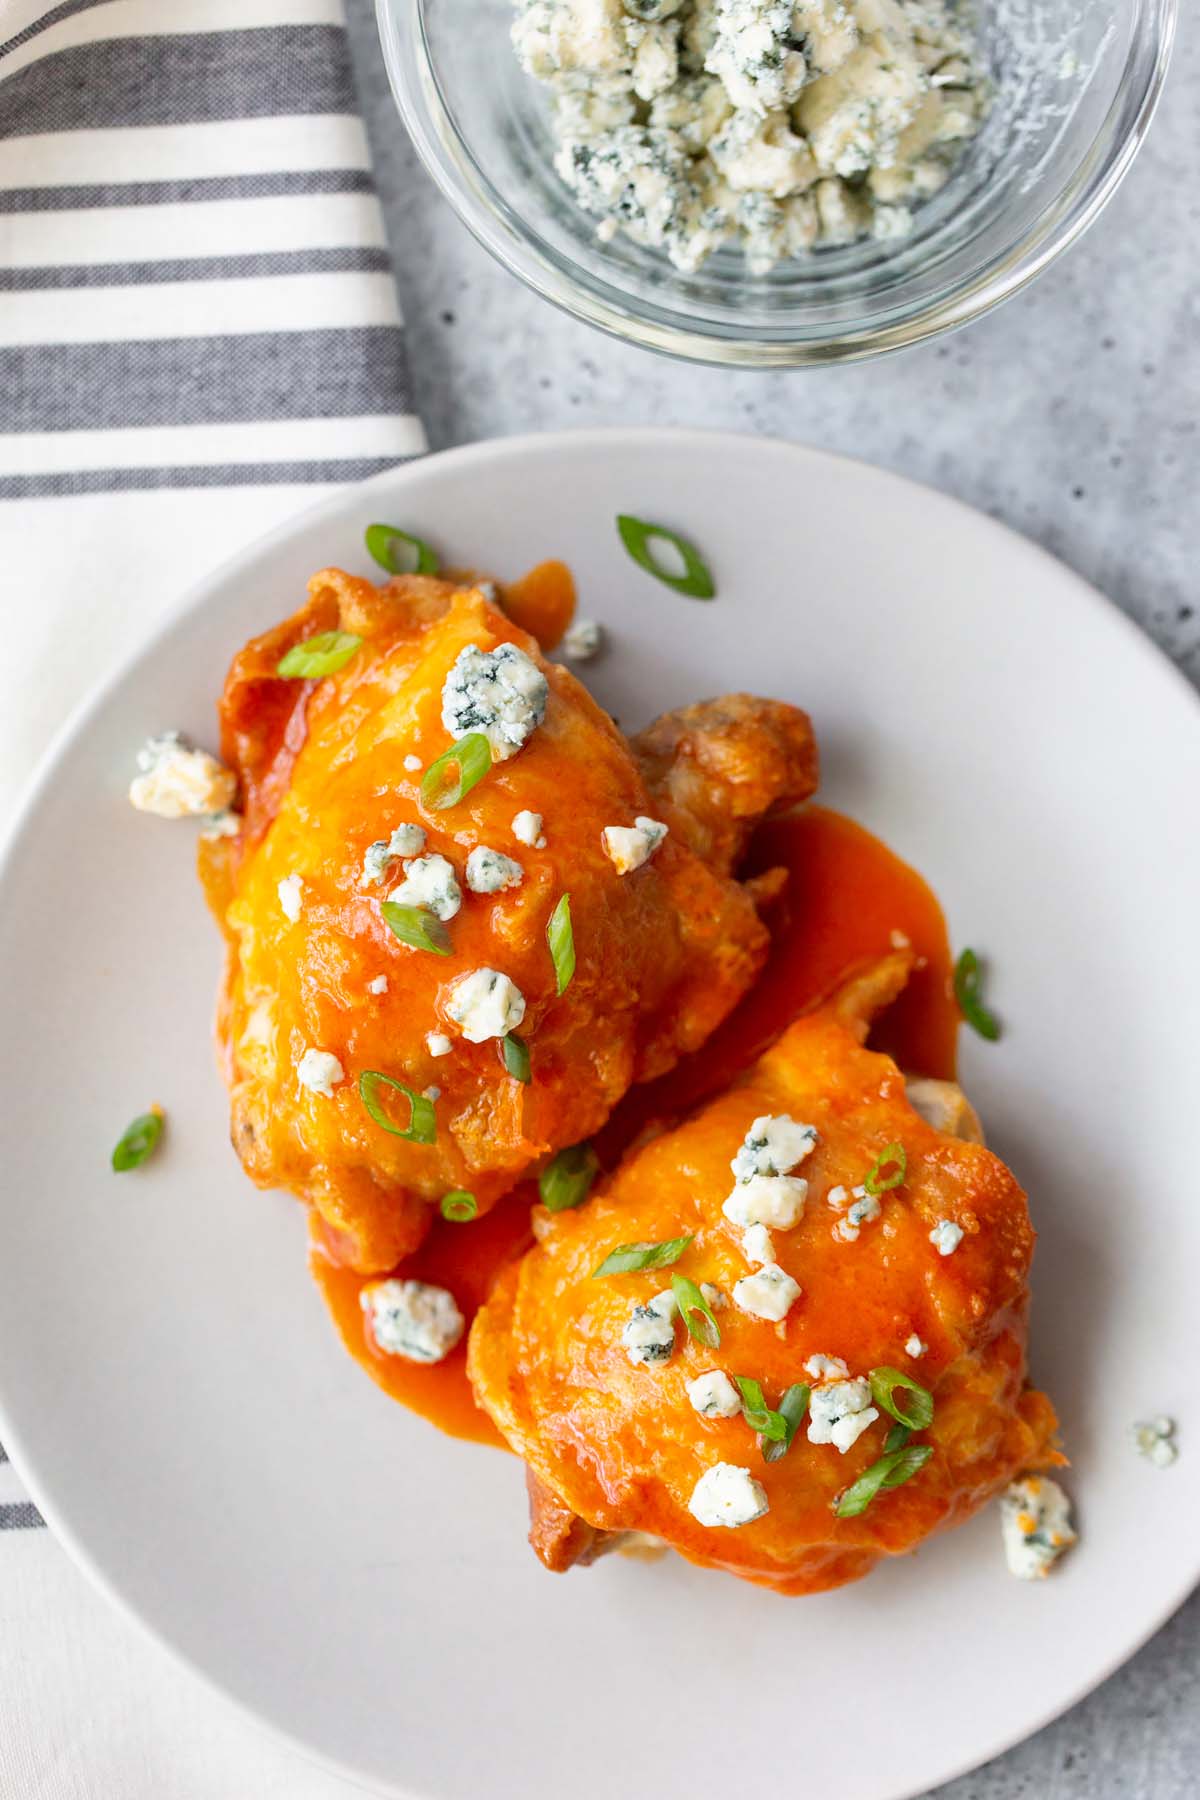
xmin=0 ymin=431 xmax=1197 ymax=1800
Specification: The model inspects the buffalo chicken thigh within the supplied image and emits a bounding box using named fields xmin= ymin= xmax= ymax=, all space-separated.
xmin=468 ymin=951 xmax=1062 ymax=1594
xmin=204 ymin=567 xmax=817 ymax=1271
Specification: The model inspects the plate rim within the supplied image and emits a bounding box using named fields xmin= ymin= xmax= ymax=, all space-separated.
xmin=0 ymin=426 xmax=1197 ymax=1800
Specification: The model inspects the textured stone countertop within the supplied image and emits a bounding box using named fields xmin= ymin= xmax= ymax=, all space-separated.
xmin=345 ymin=5 xmax=1197 ymax=1795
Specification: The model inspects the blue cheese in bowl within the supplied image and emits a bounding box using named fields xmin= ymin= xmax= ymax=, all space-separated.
xmin=511 ymin=0 xmax=986 ymax=271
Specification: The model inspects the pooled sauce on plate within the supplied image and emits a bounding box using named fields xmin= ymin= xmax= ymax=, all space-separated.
xmin=500 ymin=558 xmax=576 ymax=651
xmin=310 ymin=803 xmax=959 ymax=1445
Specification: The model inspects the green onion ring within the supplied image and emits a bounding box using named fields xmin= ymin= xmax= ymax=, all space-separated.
xmin=380 ymin=901 xmax=452 ymax=956
xmin=835 ymin=1444 xmax=933 ymax=1518
xmin=616 ymin=515 xmax=715 ymax=600
xmin=864 ymin=1142 xmax=907 ymax=1197
xmin=276 ymin=631 xmax=363 ymax=679
xmin=440 ymin=1189 xmax=478 ymax=1222
xmin=671 ymin=1274 xmax=721 ymax=1350
xmin=420 ymin=733 xmax=492 ymax=812
xmin=358 ymin=1072 xmax=437 ymax=1143
xmin=365 ymin=523 xmax=439 ymax=576
xmin=546 ymin=893 xmax=575 ymax=995
xmin=869 ymin=1366 xmax=934 ymax=1431
xmin=761 ymin=1383 xmax=811 ymax=1464
xmin=539 ymin=1142 xmax=599 ymax=1213
xmin=111 ymin=1106 xmax=164 ymax=1172
xmin=592 ymin=1234 xmax=693 ymax=1278
xmin=501 ymin=1033 xmax=531 ymax=1083
xmin=954 ymin=948 xmax=1001 ymax=1041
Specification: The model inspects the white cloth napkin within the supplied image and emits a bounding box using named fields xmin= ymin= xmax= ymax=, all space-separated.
xmin=0 ymin=3 xmax=422 ymax=1792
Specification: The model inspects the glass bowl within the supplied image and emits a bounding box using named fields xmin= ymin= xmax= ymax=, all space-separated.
xmin=377 ymin=0 xmax=1176 ymax=367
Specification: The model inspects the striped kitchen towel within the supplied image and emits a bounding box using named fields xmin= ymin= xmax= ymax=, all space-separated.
xmin=0 ymin=0 xmax=425 ymax=827
xmin=0 ymin=0 xmax=424 ymax=1519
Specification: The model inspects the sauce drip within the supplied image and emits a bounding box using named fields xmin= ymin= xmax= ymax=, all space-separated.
xmin=310 ymin=805 xmax=959 ymax=1445
xmin=500 ymin=559 xmax=576 ymax=652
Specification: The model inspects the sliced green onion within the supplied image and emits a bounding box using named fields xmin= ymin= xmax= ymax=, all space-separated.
xmin=380 ymin=901 xmax=452 ymax=956
xmin=869 ymin=1366 xmax=934 ymax=1431
xmin=732 ymin=1375 xmax=787 ymax=1443
xmin=365 ymin=522 xmax=438 ymax=576
xmin=864 ymin=1142 xmax=907 ymax=1197
xmin=539 ymin=1142 xmax=599 ymax=1213
xmin=501 ymin=1033 xmax=531 ymax=1083
xmin=358 ymin=1072 xmax=436 ymax=1143
xmin=835 ymin=1444 xmax=933 ymax=1518
xmin=421 ymin=732 xmax=492 ymax=811
xmin=671 ymin=1274 xmax=721 ymax=1350
xmin=762 ymin=1383 xmax=811 ymax=1463
xmin=616 ymin=515 xmax=715 ymax=600
xmin=111 ymin=1106 xmax=164 ymax=1172
xmin=593 ymin=1234 xmax=693 ymax=1278
xmin=954 ymin=947 xmax=1000 ymax=1041
xmin=440 ymin=1189 xmax=478 ymax=1222
xmin=547 ymin=893 xmax=575 ymax=995
xmin=884 ymin=1422 xmax=912 ymax=1455
xmin=276 ymin=631 xmax=363 ymax=679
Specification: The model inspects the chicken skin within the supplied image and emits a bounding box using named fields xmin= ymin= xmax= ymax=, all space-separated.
xmin=204 ymin=566 xmax=818 ymax=1272
xmin=468 ymin=951 xmax=1062 ymax=1595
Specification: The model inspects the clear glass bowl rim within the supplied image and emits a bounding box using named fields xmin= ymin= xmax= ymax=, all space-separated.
xmin=377 ymin=0 xmax=1177 ymax=369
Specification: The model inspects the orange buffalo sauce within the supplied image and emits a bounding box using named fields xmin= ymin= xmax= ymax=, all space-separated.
xmin=310 ymin=804 xmax=959 ymax=1445
xmin=500 ymin=559 xmax=576 ymax=651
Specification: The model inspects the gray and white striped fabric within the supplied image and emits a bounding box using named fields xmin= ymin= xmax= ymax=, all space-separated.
xmin=0 ymin=0 xmax=423 ymax=1540
xmin=0 ymin=0 xmax=424 ymax=819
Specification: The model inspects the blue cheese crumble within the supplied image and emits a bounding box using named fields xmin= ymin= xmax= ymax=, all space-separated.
xmin=687 ymin=1369 xmax=742 ymax=1416
xmin=623 ymin=1288 xmax=679 ymax=1365
xmin=389 ymin=853 xmax=462 ymax=921
xmin=361 ymin=823 xmax=427 ymax=887
xmin=742 ymin=1222 xmax=775 ymax=1265
xmin=1132 ymin=1416 xmax=1178 ymax=1468
xmin=465 ymin=846 xmax=525 ymax=893
xmin=929 ymin=1217 xmax=963 ymax=1256
xmin=723 ymin=1171 xmax=808 ymax=1230
xmin=563 ymin=616 xmax=606 ymax=660
xmin=442 ymin=641 xmax=548 ymax=760
xmin=296 ymin=1047 xmax=344 ymax=1098
xmin=602 ymin=814 xmax=669 ymax=873
xmin=277 ymin=874 xmax=304 ymax=923
xmin=129 ymin=730 xmax=236 ymax=819
xmin=827 ymin=1182 xmax=881 ymax=1242
xmin=1000 ymin=1476 xmax=1077 ymax=1579
xmin=360 ymin=1278 xmax=465 ymax=1364
xmin=512 ymin=0 xmax=986 ymax=269
xmin=904 ymin=1332 xmax=927 ymax=1358
xmin=732 ymin=1261 xmax=801 ymax=1321
xmin=367 ymin=974 xmax=389 ymax=996
xmin=201 ymin=808 xmax=241 ymax=840
xmin=688 ymin=1462 xmax=769 ymax=1527
xmin=513 ymin=809 xmax=547 ymax=848
xmin=731 ymin=1113 xmax=817 ymax=1181
xmin=426 ymin=1030 xmax=453 ymax=1057
xmin=806 ymin=1366 xmax=879 ymax=1452
xmin=446 ymin=967 xmax=527 ymax=1041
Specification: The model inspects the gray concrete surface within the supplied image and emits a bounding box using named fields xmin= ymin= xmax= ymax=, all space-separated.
xmin=345 ymin=5 xmax=1199 ymax=1794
